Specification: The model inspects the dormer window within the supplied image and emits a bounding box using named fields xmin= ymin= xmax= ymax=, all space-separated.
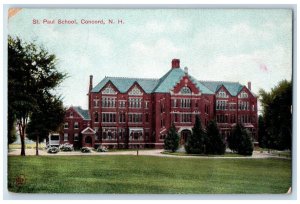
xmin=180 ymin=87 xmax=191 ymax=94
xmin=239 ymin=91 xmax=248 ymax=98
xmin=217 ymin=90 xmax=228 ymax=98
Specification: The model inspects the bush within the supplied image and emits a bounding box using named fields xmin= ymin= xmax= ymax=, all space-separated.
xmin=47 ymin=147 xmax=59 ymax=154
xmin=59 ymin=143 xmax=74 ymax=151
xmin=164 ymin=123 xmax=180 ymax=152
xmin=206 ymin=120 xmax=226 ymax=155
xmin=185 ymin=115 xmax=206 ymax=154
xmin=96 ymin=145 xmax=108 ymax=152
xmin=81 ymin=147 xmax=91 ymax=153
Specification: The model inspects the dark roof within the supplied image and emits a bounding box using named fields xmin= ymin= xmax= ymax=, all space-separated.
xmin=72 ymin=106 xmax=91 ymax=120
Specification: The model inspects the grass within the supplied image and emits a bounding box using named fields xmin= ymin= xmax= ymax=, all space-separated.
xmin=8 ymin=155 xmax=291 ymax=194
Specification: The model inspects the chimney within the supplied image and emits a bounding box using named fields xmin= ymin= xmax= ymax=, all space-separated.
xmin=248 ymin=81 xmax=251 ymax=90
xmin=184 ymin=67 xmax=188 ymax=75
xmin=171 ymin=59 xmax=180 ymax=69
xmin=89 ymin=75 xmax=93 ymax=91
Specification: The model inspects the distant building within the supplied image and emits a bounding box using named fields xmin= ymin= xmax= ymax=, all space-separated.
xmin=61 ymin=59 xmax=258 ymax=148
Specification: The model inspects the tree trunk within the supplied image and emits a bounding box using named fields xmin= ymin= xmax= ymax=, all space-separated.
xmin=36 ymin=133 xmax=39 ymax=156
xmin=19 ymin=124 xmax=25 ymax=156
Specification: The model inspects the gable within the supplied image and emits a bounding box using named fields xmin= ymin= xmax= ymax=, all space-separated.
xmin=237 ymin=86 xmax=254 ymax=98
xmin=172 ymin=75 xmax=200 ymax=95
xmin=128 ymin=84 xmax=144 ymax=96
xmin=101 ymin=82 xmax=118 ymax=95
xmin=81 ymin=127 xmax=96 ymax=134
xmin=216 ymin=86 xmax=231 ymax=98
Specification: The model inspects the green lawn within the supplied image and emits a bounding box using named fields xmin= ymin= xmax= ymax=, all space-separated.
xmin=8 ymin=156 xmax=291 ymax=194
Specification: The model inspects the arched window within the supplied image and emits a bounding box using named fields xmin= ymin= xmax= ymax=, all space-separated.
xmin=180 ymin=87 xmax=192 ymax=94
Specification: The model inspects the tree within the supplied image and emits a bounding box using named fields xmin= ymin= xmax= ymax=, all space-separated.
xmin=26 ymin=94 xmax=65 ymax=155
xmin=8 ymin=36 xmax=66 ymax=156
xmin=185 ymin=115 xmax=206 ymax=154
xmin=227 ymin=123 xmax=253 ymax=155
xmin=8 ymin=105 xmax=17 ymax=145
xmin=164 ymin=123 xmax=180 ymax=152
xmin=259 ymin=80 xmax=292 ymax=150
xmin=206 ymin=120 xmax=225 ymax=155
xmin=258 ymin=115 xmax=270 ymax=149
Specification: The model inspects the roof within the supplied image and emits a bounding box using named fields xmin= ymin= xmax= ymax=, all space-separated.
xmin=72 ymin=106 xmax=91 ymax=120
xmin=91 ymin=68 xmax=253 ymax=96
xmin=153 ymin=68 xmax=214 ymax=94
xmin=199 ymin=81 xmax=244 ymax=96
xmin=91 ymin=77 xmax=159 ymax=93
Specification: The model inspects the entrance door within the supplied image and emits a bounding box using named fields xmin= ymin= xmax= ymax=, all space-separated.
xmin=85 ymin=136 xmax=92 ymax=147
xmin=180 ymin=129 xmax=191 ymax=145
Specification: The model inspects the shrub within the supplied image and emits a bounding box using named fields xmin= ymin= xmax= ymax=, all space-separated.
xmin=47 ymin=147 xmax=59 ymax=154
xmin=81 ymin=147 xmax=91 ymax=153
xmin=185 ymin=115 xmax=206 ymax=154
xmin=164 ymin=123 xmax=180 ymax=152
xmin=206 ymin=120 xmax=226 ymax=155
xmin=96 ymin=146 xmax=108 ymax=152
xmin=59 ymin=143 xmax=74 ymax=151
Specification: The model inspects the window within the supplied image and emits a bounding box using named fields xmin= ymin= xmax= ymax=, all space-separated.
xmin=180 ymin=99 xmax=191 ymax=108
xmin=102 ymin=113 xmax=116 ymax=123
xmin=216 ymin=114 xmax=228 ymax=123
xmin=119 ymin=100 xmax=126 ymax=108
xmin=239 ymin=91 xmax=248 ymax=98
xmin=172 ymin=99 xmax=177 ymax=108
xmin=180 ymin=87 xmax=192 ymax=94
xmin=94 ymin=112 xmax=99 ymax=122
xmin=119 ymin=113 xmax=126 ymax=123
xmin=216 ymin=100 xmax=227 ymax=110
xmin=74 ymin=133 xmax=79 ymax=141
xmin=64 ymin=122 xmax=68 ymax=129
xmin=181 ymin=113 xmax=192 ymax=123
xmin=128 ymin=114 xmax=142 ymax=123
xmin=217 ymin=90 xmax=228 ymax=98
xmin=70 ymin=112 xmax=73 ymax=117
xmin=102 ymin=84 xmax=116 ymax=94
xmin=145 ymin=101 xmax=149 ymax=109
xmin=64 ymin=133 xmax=68 ymax=142
xmin=238 ymin=101 xmax=249 ymax=110
xmin=204 ymin=104 xmax=209 ymax=114
xmin=118 ymin=128 xmax=126 ymax=140
xmin=102 ymin=97 xmax=116 ymax=108
xmin=74 ymin=122 xmax=79 ymax=129
xmin=93 ymin=99 xmax=99 ymax=107
xmin=129 ymin=98 xmax=142 ymax=108
xmin=145 ymin=113 xmax=149 ymax=123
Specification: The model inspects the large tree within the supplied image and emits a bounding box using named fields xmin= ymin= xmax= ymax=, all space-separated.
xmin=185 ymin=115 xmax=207 ymax=154
xmin=259 ymin=80 xmax=292 ymax=150
xmin=206 ymin=120 xmax=226 ymax=155
xmin=227 ymin=123 xmax=253 ymax=155
xmin=26 ymin=94 xmax=65 ymax=155
xmin=8 ymin=36 xmax=66 ymax=156
xmin=164 ymin=123 xmax=180 ymax=152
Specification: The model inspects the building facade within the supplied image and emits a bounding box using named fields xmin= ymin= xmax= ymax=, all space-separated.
xmin=60 ymin=59 xmax=258 ymax=149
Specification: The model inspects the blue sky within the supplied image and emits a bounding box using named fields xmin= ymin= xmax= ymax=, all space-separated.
xmin=8 ymin=9 xmax=292 ymax=110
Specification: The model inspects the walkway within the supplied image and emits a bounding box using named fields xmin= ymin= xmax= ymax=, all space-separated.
xmin=8 ymin=148 xmax=291 ymax=159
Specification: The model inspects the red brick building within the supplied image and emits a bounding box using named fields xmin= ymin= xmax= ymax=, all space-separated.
xmin=60 ymin=59 xmax=258 ymax=148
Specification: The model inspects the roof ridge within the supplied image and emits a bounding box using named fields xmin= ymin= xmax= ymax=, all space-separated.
xmin=105 ymin=76 xmax=159 ymax=81
xmin=199 ymin=80 xmax=240 ymax=84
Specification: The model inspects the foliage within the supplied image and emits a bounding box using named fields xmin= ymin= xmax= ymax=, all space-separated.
xmin=59 ymin=143 xmax=74 ymax=152
xmin=206 ymin=120 xmax=226 ymax=155
xmin=81 ymin=147 xmax=91 ymax=153
xmin=185 ymin=115 xmax=207 ymax=154
xmin=96 ymin=145 xmax=108 ymax=152
xmin=259 ymin=80 xmax=292 ymax=150
xmin=8 ymin=156 xmax=291 ymax=193
xmin=164 ymin=123 xmax=180 ymax=152
xmin=47 ymin=147 xmax=59 ymax=154
xmin=8 ymin=36 xmax=66 ymax=155
xmin=227 ymin=123 xmax=253 ymax=155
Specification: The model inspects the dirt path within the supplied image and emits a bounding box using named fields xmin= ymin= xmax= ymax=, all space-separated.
xmin=8 ymin=148 xmax=290 ymax=159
